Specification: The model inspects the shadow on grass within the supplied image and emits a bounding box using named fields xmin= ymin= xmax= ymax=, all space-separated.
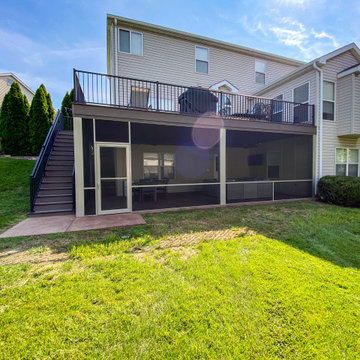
xmin=0 ymin=201 xmax=359 ymax=268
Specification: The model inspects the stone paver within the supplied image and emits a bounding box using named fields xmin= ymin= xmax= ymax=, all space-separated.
xmin=0 ymin=213 xmax=146 ymax=238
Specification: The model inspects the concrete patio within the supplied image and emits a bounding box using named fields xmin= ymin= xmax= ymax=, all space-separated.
xmin=0 ymin=213 xmax=146 ymax=238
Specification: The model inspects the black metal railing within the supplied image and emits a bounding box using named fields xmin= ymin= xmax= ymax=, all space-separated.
xmin=74 ymin=69 xmax=315 ymax=126
xmin=29 ymin=111 xmax=74 ymax=212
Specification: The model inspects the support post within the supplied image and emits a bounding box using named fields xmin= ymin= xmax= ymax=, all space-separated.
xmin=73 ymin=117 xmax=85 ymax=217
xmin=220 ymin=128 xmax=226 ymax=205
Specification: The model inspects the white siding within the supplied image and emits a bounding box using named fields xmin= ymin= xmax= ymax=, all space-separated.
xmin=260 ymin=50 xmax=360 ymax=180
xmin=322 ymin=52 xmax=359 ymax=177
xmin=112 ymin=26 xmax=298 ymax=95
xmin=354 ymin=75 xmax=360 ymax=134
xmin=336 ymin=75 xmax=352 ymax=136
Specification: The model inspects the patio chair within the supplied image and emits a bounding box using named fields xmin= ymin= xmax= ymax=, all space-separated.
xmin=130 ymin=86 xmax=150 ymax=109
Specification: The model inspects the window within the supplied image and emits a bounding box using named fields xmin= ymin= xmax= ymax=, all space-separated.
xmin=195 ymin=46 xmax=208 ymax=74
xmin=143 ymin=152 xmax=175 ymax=179
xmin=336 ymin=148 xmax=359 ymax=176
xmin=323 ymin=81 xmax=335 ymax=120
xmin=119 ymin=29 xmax=143 ymax=55
xmin=293 ymin=83 xmax=309 ymax=123
xmin=255 ymin=60 xmax=265 ymax=84
xmin=272 ymin=94 xmax=283 ymax=122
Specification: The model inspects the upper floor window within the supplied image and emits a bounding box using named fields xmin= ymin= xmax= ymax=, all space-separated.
xmin=272 ymin=94 xmax=283 ymax=122
xmin=323 ymin=81 xmax=335 ymax=120
xmin=294 ymin=83 xmax=309 ymax=104
xmin=195 ymin=46 xmax=208 ymax=74
xmin=255 ymin=60 xmax=265 ymax=84
xmin=336 ymin=148 xmax=359 ymax=177
xmin=119 ymin=29 xmax=143 ymax=56
xmin=293 ymin=83 xmax=309 ymax=123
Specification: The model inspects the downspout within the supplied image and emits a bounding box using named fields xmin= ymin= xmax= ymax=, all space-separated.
xmin=313 ymin=61 xmax=324 ymax=181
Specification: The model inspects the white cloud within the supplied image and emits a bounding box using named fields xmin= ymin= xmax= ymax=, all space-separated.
xmin=272 ymin=0 xmax=312 ymax=8
xmin=238 ymin=15 xmax=339 ymax=60
xmin=311 ymin=29 xmax=339 ymax=47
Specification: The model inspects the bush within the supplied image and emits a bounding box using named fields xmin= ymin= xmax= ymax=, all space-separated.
xmin=317 ymin=176 xmax=360 ymax=207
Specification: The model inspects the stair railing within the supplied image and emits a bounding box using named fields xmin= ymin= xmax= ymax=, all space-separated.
xmin=29 ymin=111 xmax=70 ymax=212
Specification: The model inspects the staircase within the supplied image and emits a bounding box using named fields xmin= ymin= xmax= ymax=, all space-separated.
xmin=32 ymin=130 xmax=74 ymax=216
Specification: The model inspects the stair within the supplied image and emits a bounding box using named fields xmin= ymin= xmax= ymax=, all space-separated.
xmin=31 ymin=130 xmax=75 ymax=216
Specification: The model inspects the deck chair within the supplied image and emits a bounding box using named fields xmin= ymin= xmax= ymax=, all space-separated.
xmin=130 ymin=86 xmax=150 ymax=109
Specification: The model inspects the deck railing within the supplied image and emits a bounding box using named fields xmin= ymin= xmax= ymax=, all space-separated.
xmin=74 ymin=69 xmax=315 ymax=126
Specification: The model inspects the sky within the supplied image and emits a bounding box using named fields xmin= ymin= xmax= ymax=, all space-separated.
xmin=0 ymin=0 xmax=359 ymax=108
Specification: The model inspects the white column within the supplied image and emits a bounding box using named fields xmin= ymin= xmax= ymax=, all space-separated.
xmin=73 ymin=117 xmax=85 ymax=217
xmin=220 ymin=128 xmax=226 ymax=205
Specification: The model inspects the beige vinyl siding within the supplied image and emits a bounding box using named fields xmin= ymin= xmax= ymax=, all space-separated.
xmin=260 ymin=50 xmax=360 ymax=179
xmin=112 ymin=27 xmax=298 ymax=95
xmin=256 ymin=70 xmax=317 ymax=107
xmin=354 ymin=75 xmax=360 ymax=134
xmin=0 ymin=77 xmax=34 ymax=106
xmin=336 ymin=74 xmax=353 ymax=136
xmin=322 ymin=52 xmax=359 ymax=177
xmin=0 ymin=78 xmax=9 ymax=106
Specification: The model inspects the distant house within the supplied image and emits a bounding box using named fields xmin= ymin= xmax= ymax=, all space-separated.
xmin=0 ymin=73 xmax=34 ymax=106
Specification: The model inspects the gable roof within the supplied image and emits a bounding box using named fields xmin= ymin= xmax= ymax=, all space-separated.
xmin=255 ymin=43 xmax=360 ymax=95
xmin=107 ymin=14 xmax=305 ymax=70
xmin=0 ymin=73 xmax=35 ymax=96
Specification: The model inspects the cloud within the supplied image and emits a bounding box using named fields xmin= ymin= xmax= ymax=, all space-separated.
xmin=311 ymin=29 xmax=339 ymax=47
xmin=0 ymin=27 xmax=105 ymax=107
xmin=237 ymin=14 xmax=339 ymax=61
xmin=271 ymin=0 xmax=313 ymax=8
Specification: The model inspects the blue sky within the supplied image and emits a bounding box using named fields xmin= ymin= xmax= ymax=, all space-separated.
xmin=0 ymin=0 xmax=359 ymax=108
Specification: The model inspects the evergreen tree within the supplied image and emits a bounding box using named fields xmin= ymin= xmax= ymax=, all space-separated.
xmin=0 ymin=82 xmax=28 ymax=155
xmin=29 ymin=85 xmax=49 ymax=155
xmin=40 ymin=84 xmax=55 ymax=123
xmin=23 ymin=95 xmax=31 ymax=154
xmin=61 ymin=90 xmax=73 ymax=116
xmin=23 ymin=95 xmax=30 ymax=116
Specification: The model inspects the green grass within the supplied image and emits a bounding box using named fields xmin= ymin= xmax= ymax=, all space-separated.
xmin=0 ymin=158 xmax=35 ymax=233
xmin=0 ymin=159 xmax=360 ymax=358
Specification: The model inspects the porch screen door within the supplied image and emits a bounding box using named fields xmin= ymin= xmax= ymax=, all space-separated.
xmin=96 ymin=144 xmax=130 ymax=214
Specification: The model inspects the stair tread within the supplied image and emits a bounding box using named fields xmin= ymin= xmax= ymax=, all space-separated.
xmin=30 ymin=209 xmax=74 ymax=215
xmin=35 ymin=200 xmax=73 ymax=205
xmin=37 ymin=194 xmax=72 ymax=197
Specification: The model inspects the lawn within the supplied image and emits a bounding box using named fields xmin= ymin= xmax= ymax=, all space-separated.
xmin=0 ymin=157 xmax=35 ymax=233
xmin=0 ymin=160 xmax=360 ymax=359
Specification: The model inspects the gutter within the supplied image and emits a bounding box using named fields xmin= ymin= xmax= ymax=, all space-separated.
xmin=313 ymin=61 xmax=325 ymax=181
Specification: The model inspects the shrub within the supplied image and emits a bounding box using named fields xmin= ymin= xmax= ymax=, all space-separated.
xmin=0 ymin=82 xmax=29 ymax=155
xmin=317 ymin=175 xmax=360 ymax=207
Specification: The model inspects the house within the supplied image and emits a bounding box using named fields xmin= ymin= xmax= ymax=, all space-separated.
xmin=29 ymin=14 xmax=360 ymax=216
xmin=0 ymin=73 xmax=34 ymax=106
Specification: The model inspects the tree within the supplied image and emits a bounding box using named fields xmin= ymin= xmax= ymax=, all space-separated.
xmin=61 ymin=90 xmax=73 ymax=116
xmin=0 ymin=82 xmax=29 ymax=155
xmin=29 ymin=85 xmax=49 ymax=155
xmin=40 ymin=84 xmax=55 ymax=123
